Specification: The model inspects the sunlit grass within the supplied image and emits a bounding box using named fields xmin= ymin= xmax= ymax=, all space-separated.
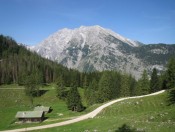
xmin=0 ymin=85 xmax=101 ymax=130
xmin=32 ymin=91 xmax=175 ymax=132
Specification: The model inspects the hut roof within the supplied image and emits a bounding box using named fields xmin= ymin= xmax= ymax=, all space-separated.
xmin=34 ymin=106 xmax=50 ymax=112
xmin=15 ymin=111 xmax=44 ymax=118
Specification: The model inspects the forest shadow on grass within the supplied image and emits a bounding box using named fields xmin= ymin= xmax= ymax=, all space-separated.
xmin=32 ymin=90 xmax=48 ymax=97
xmin=167 ymin=88 xmax=175 ymax=106
xmin=115 ymin=124 xmax=139 ymax=132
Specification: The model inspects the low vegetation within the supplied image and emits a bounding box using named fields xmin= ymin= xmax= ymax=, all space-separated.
xmin=32 ymin=91 xmax=175 ymax=132
xmin=0 ymin=85 xmax=100 ymax=130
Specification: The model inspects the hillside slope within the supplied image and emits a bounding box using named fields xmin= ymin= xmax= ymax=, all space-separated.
xmin=33 ymin=90 xmax=175 ymax=132
xmin=3 ymin=90 xmax=175 ymax=132
xmin=0 ymin=35 xmax=80 ymax=85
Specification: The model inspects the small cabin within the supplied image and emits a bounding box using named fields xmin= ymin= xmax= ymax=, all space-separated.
xmin=34 ymin=106 xmax=51 ymax=114
xmin=15 ymin=111 xmax=44 ymax=123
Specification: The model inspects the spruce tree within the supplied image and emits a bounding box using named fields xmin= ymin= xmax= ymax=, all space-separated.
xmin=67 ymin=85 xmax=84 ymax=112
xmin=129 ymin=75 xmax=137 ymax=96
xmin=135 ymin=80 xmax=142 ymax=95
xmin=83 ymin=75 xmax=88 ymax=88
xmin=120 ymin=74 xmax=130 ymax=97
xmin=166 ymin=58 xmax=175 ymax=89
xmin=24 ymin=75 xmax=35 ymax=106
xmin=138 ymin=70 xmax=150 ymax=95
xmin=111 ymin=71 xmax=122 ymax=97
xmin=85 ymin=79 xmax=98 ymax=106
xmin=56 ymin=76 xmax=65 ymax=99
xmin=97 ymin=71 xmax=113 ymax=103
xmin=150 ymin=68 xmax=160 ymax=92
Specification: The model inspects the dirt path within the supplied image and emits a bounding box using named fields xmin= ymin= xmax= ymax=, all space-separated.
xmin=1 ymin=90 xmax=165 ymax=132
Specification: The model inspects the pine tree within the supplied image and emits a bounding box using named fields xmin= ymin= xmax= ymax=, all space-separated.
xmin=24 ymin=75 xmax=37 ymax=106
xmin=160 ymin=73 xmax=168 ymax=90
xmin=83 ymin=75 xmax=88 ymax=89
xmin=23 ymin=69 xmax=43 ymax=106
xmin=166 ymin=58 xmax=175 ymax=89
xmin=150 ymin=68 xmax=160 ymax=92
xmin=138 ymin=70 xmax=150 ymax=95
xmin=97 ymin=71 xmax=113 ymax=103
xmin=56 ymin=76 xmax=65 ymax=99
xmin=129 ymin=75 xmax=137 ymax=96
xmin=85 ymin=79 xmax=98 ymax=106
xmin=135 ymin=80 xmax=142 ymax=96
xmin=67 ymin=85 xmax=84 ymax=112
xmin=120 ymin=74 xmax=130 ymax=97
xmin=111 ymin=71 xmax=122 ymax=97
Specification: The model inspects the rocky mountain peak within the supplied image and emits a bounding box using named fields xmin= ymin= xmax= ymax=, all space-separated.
xmin=30 ymin=25 xmax=174 ymax=79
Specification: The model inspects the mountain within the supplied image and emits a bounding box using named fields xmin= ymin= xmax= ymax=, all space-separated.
xmin=31 ymin=25 xmax=175 ymax=79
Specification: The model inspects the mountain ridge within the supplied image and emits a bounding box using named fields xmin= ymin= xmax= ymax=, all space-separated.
xmin=30 ymin=25 xmax=175 ymax=79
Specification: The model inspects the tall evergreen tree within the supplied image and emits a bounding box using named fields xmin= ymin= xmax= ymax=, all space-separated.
xmin=97 ymin=71 xmax=114 ymax=103
xmin=24 ymin=72 xmax=41 ymax=106
xmin=111 ymin=71 xmax=121 ymax=98
xmin=120 ymin=74 xmax=130 ymax=97
xmin=166 ymin=58 xmax=175 ymax=89
xmin=135 ymin=80 xmax=142 ymax=96
xmin=85 ymin=79 xmax=98 ymax=106
xmin=160 ymin=73 xmax=168 ymax=90
xmin=138 ymin=70 xmax=150 ymax=95
xmin=83 ymin=75 xmax=88 ymax=89
xmin=67 ymin=85 xmax=84 ymax=112
xmin=129 ymin=75 xmax=137 ymax=96
xmin=150 ymin=68 xmax=160 ymax=92
xmin=56 ymin=76 xmax=65 ymax=99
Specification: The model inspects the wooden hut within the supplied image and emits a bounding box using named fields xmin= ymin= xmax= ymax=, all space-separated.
xmin=15 ymin=111 xmax=44 ymax=123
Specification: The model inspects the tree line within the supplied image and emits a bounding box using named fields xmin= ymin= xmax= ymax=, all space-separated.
xmin=0 ymin=35 xmax=87 ymax=86
xmin=1 ymin=35 xmax=175 ymax=112
xmin=57 ymin=58 xmax=175 ymax=110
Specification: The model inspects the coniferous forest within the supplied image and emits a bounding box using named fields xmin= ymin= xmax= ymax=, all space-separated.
xmin=0 ymin=35 xmax=82 ymax=85
xmin=1 ymin=35 xmax=175 ymax=111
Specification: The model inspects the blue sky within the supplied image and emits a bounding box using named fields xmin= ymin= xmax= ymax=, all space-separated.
xmin=0 ymin=0 xmax=175 ymax=45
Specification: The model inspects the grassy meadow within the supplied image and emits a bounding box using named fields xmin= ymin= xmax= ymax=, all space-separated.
xmin=0 ymin=84 xmax=100 ymax=130
xmin=0 ymin=84 xmax=175 ymax=132
xmin=32 ymin=91 xmax=175 ymax=132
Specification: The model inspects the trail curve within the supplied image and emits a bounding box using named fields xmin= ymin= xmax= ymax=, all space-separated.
xmin=1 ymin=90 xmax=165 ymax=132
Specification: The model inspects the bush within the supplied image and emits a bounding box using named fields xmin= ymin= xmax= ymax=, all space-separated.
xmin=115 ymin=124 xmax=136 ymax=132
